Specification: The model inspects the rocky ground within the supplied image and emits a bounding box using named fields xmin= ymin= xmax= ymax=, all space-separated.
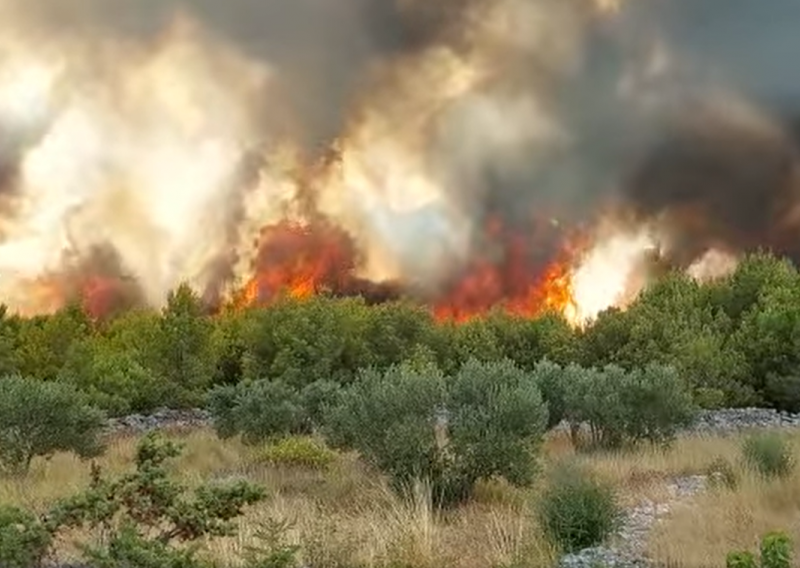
xmin=107 ymin=406 xmax=800 ymax=437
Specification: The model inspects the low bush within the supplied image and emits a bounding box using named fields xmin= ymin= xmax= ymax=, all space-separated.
xmin=726 ymin=531 xmax=793 ymax=568
xmin=323 ymin=363 xmax=448 ymax=501
xmin=761 ymin=531 xmax=793 ymax=568
xmin=298 ymin=380 xmax=342 ymax=432
xmin=764 ymin=374 xmax=800 ymax=414
xmin=727 ymin=551 xmax=758 ymax=568
xmin=446 ymin=359 xmax=548 ymax=490
xmin=0 ymin=375 xmax=106 ymax=475
xmin=324 ymin=359 xmax=548 ymax=507
xmin=209 ymin=379 xmax=303 ymax=443
xmin=561 ymin=363 xmax=697 ymax=450
xmin=742 ymin=433 xmax=795 ymax=479
xmin=259 ymin=436 xmax=337 ymax=471
xmin=46 ymin=432 xmax=269 ymax=568
xmin=0 ymin=506 xmax=52 ymax=568
xmin=537 ymin=461 xmax=621 ymax=553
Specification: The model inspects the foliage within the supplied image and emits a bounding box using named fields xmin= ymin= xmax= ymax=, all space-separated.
xmin=742 ymin=433 xmax=795 ymax=479
xmin=323 ymin=363 xmax=448 ymax=501
xmin=446 ymin=358 xmax=548 ymax=489
xmin=239 ymin=518 xmax=301 ymax=568
xmin=46 ymin=432 xmax=267 ymax=568
xmin=325 ymin=359 xmax=547 ymax=507
xmin=0 ymin=375 xmax=106 ymax=475
xmin=537 ymin=461 xmax=621 ymax=553
xmin=761 ymin=531 xmax=792 ymax=568
xmin=763 ymin=374 xmax=800 ymax=414
xmin=4 ymin=252 xmax=800 ymax=432
xmin=726 ymin=531 xmax=793 ymax=568
xmin=727 ymin=551 xmax=758 ymax=568
xmin=560 ymin=363 xmax=696 ymax=450
xmin=208 ymin=380 xmax=304 ymax=443
xmin=258 ymin=436 xmax=337 ymax=471
xmin=0 ymin=506 xmax=53 ymax=568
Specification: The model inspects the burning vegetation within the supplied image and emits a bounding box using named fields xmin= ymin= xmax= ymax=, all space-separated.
xmin=0 ymin=0 xmax=799 ymax=325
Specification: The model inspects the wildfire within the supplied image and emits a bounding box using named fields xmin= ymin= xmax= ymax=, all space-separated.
xmin=227 ymin=215 xmax=592 ymax=326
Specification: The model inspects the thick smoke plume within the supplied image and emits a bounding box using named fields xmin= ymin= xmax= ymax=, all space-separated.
xmin=0 ymin=0 xmax=799 ymax=322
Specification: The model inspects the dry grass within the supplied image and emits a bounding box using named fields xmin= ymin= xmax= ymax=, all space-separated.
xmin=648 ymin=432 xmax=800 ymax=568
xmin=4 ymin=428 xmax=800 ymax=568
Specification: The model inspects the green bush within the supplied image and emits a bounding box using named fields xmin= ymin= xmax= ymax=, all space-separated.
xmin=726 ymin=531 xmax=793 ymax=568
xmin=208 ymin=380 xmax=303 ymax=443
xmin=619 ymin=364 xmax=697 ymax=446
xmin=47 ymin=432 xmax=268 ymax=568
xmin=531 ymin=359 xmax=567 ymax=430
xmin=761 ymin=531 xmax=792 ymax=568
xmin=325 ymin=359 xmax=547 ymax=507
xmin=0 ymin=506 xmax=52 ymax=568
xmin=742 ymin=433 xmax=795 ymax=479
xmin=0 ymin=375 xmax=106 ymax=475
xmin=259 ymin=436 xmax=337 ymax=471
xmin=298 ymin=380 xmax=342 ymax=432
xmin=561 ymin=363 xmax=696 ymax=450
xmin=727 ymin=550 xmax=758 ymax=568
xmin=537 ymin=462 xmax=621 ymax=553
xmin=446 ymin=358 xmax=548 ymax=489
xmin=323 ymin=363 xmax=448 ymax=501
xmin=764 ymin=374 xmax=800 ymax=414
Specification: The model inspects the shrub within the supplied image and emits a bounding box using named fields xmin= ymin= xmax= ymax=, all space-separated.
xmin=743 ymin=433 xmax=794 ymax=479
xmin=47 ymin=432 xmax=268 ymax=568
xmin=726 ymin=531 xmax=793 ymax=568
xmin=323 ymin=363 xmax=447 ymax=499
xmin=240 ymin=518 xmax=301 ymax=568
xmin=0 ymin=506 xmax=52 ymax=568
xmin=531 ymin=359 xmax=567 ymax=430
xmin=705 ymin=456 xmax=739 ymax=490
xmin=537 ymin=462 xmax=621 ymax=553
xmin=619 ymin=364 xmax=697 ymax=446
xmin=325 ymin=359 xmax=548 ymax=507
xmin=298 ymin=380 xmax=342 ymax=432
xmin=259 ymin=436 xmax=337 ymax=471
xmin=446 ymin=358 xmax=548 ymax=490
xmin=0 ymin=375 xmax=106 ymax=475
xmin=764 ymin=374 xmax=800 ymax=414
xmin=727 ymin=551 xmax=758 ymax=568
xmin=561 ymin=364 xmax=696 ymax=450
xmin=761 ymin=531 xmax=792 ymax=568
xmin=208 ymin=380 xmax=303 ymax=444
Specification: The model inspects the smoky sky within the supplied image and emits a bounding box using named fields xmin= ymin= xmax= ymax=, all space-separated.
xmin=9 ymin=0 xmax=800 ymax=279
xmin=12 ymin=0 xmax=451 ymax=152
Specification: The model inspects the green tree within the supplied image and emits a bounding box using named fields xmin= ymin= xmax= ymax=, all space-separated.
xmin=0 ymin=376 xmax=106 ymax=475
xmin=209 ymin=380 xmax=304 ymax=443
xmin=323 ymin=363 xmax=447 ymax=500
xmin=151 ymin=285 xmax=218 ymax=407
xmin=14 ymin=302 xmax=91 ymax=381
xmin=446 ymin=359 xmax=548 ymax=489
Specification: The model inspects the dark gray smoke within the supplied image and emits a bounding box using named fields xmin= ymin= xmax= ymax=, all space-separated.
xmin=8 ymin=0 xmax=800 ymax=305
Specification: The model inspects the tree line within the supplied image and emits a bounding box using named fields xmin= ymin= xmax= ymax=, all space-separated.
xmin=1 ymin=251 xmax=800 ymax=416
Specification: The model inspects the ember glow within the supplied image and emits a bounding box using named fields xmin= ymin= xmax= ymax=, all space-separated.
xmin=0 ymin=0 xmax=798 ymax=326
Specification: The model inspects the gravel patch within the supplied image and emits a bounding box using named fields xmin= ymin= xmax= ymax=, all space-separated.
xmin=687 ymin=408 xmax=800 ymax=436
xmin=105 ymin=406 xmax=800 ymax=439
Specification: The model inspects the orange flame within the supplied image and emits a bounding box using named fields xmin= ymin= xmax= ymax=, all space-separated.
xmin=231 ymin=221 xmax=364 ymax=309
xmin=232 ymin=216 xmax=586 ymax=324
